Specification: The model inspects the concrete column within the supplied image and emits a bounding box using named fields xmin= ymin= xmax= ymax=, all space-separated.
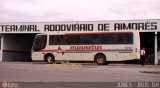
xmin=0 ymin=35 xmax=3 ymax=61
xmin=155 ymin=32 xmax=158 ymax=65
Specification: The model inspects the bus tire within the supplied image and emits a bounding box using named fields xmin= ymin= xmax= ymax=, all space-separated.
xmin=46 ymin=55 xmax=54 ymax=64
xmin=95 ymin=54 xmax=106 ymax=65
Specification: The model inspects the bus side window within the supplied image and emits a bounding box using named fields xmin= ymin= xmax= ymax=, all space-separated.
xmin=65 ymin=35 xmax=81 ymax=45
xmin=49 ymin=35 xmax=56 ymax=45
xmin=58 ymin=35 xmax=66 ymax=45
xmin=116 ymin=34 xmax=133 ymax=44
xmin=74 ymin=35 xmax=81 ymax=44
xmin=80 ymin=35 xmax=92 ymax=44
xmin=116 ymin=35 xmax=124 ymax=43
xmin=49 ymin=35 xmax=65 ymax=45
xmin=92 ymin=35 xmax=100 ymax=44
xmin=65 ymin=35 xmax=72 ymax=44
xmin=100 ymin=34 xmax=115 ymax=44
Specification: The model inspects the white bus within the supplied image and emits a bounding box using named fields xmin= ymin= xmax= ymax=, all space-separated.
xmin=31 ymin=31 xmax=140 ymax=65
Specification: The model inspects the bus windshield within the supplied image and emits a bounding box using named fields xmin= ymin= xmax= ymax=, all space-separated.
xmin=32 ymin=35 xmax=47 ymax=51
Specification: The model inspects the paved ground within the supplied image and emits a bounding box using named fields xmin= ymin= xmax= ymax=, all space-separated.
xmin=0 ymin=62 xmax=160 ymax=82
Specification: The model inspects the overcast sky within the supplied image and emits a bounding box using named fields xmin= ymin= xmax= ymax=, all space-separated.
xmin=0 ymin=0 xmax=160 ymax=22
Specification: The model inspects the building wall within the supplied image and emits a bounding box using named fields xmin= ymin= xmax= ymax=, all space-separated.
xmin=0 ymin=20 xmax=159 ymax=64
xmin=2 ymin=35 xmax=34 ymax=61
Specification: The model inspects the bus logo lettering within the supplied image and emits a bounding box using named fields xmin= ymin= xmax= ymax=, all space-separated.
xmin=70 ymin=45 xmax=102 ymax=50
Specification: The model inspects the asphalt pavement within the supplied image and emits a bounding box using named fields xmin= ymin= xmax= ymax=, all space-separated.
xmin=0 ymin=62 xmax=160 ymax=88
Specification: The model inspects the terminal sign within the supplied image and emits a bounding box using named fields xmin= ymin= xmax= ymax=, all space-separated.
xmin=0 ymin=21 xmax=158 ymax=33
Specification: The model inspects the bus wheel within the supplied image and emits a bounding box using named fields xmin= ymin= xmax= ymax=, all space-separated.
xmin=95 ymin=54 xmax=106 ymax=65
xmin=46 ymin=55 xmax=54 ymax=64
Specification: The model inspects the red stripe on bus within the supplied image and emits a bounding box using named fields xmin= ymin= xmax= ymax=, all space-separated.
xmin=32 ymin=50 xmax=70 ymax=52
